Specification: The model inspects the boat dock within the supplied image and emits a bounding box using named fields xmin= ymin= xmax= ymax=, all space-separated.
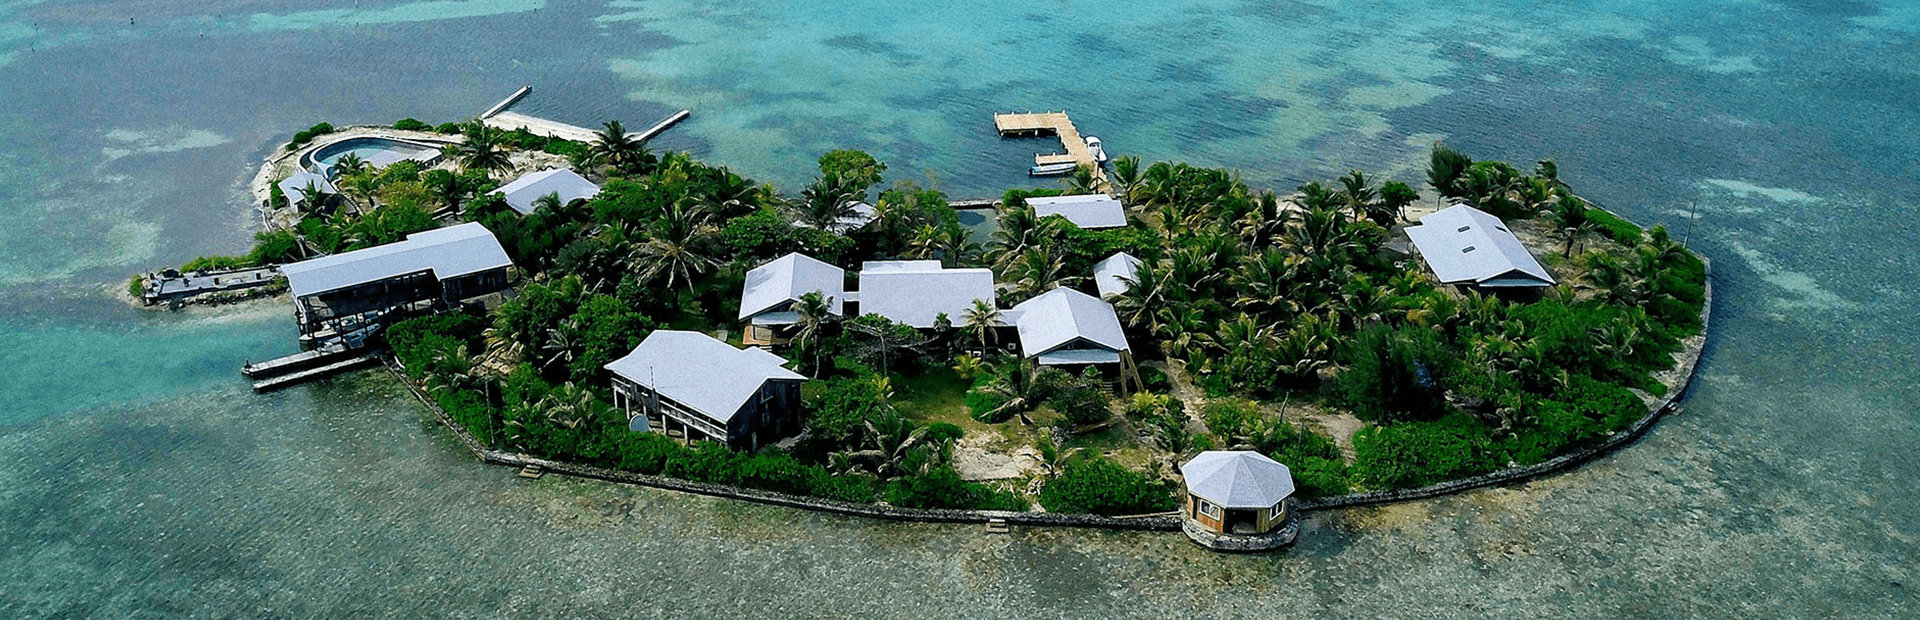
xmin=479 ymin=87 xmax=690 ymax=144
xmin=142 ymin=266 xmax=282 ymax=306
xmin=243 ymin=344 xmax=381 ymax=392
xmin=993 ymin=111 xmax=1109 ymax=192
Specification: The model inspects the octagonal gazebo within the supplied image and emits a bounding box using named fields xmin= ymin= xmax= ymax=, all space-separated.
xmin=1179 ymin=451 xmax=1299 ymax=550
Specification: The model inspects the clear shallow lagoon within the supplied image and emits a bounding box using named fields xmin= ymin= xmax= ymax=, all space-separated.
xmin=1 ymin=0 xmax=1916 ymax=617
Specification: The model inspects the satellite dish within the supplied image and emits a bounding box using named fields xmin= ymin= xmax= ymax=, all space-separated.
xmin=629 ymin=415 xmax=651 ymax=432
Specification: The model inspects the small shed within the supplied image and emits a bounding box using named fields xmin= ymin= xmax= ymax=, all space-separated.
xmin=492 ymin=168 xmax=602 ymax=215
xmin=1179 ymin=451 xmax=1296 ymax=535
xmin=1007 ymin=288 xmax=1129 ymax=365
xmin=1091 ymin=252 xmax=1142 ymax=299
xmin=605 ymin=330 xmax=806 ymax=451
xmin=1026 ymin=194 xmax=1127 ymax=229
xmin=855 ymin=260 xmax=997 ymax=329
xmin=1404 ymin=204 xmax=1554 ymax=291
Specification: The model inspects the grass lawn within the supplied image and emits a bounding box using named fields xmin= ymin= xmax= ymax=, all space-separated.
xmin=890 ymin=367 xmax=978 ymax=429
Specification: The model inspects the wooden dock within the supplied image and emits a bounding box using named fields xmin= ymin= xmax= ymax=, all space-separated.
xmin=250 ymin=353 xmax=380 ymax=392
xmin=478 ymin=87 xmax=690 ymax=145
xmin=992 ymin=111 xmax=1109 ymax=192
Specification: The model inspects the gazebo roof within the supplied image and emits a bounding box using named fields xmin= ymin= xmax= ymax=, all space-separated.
xmin=1180 ymin=451 xmax=1295 ymax=508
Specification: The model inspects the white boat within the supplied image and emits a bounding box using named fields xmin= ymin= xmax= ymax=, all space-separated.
xmin=1029 ymin=162 xmax=1078 ymax=176
xmin=1084 ymin=136 xmax=1108 ymax=164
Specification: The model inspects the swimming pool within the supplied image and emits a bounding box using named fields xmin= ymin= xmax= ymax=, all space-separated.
xmin=302 ymin=136 xmax=446 ymax=175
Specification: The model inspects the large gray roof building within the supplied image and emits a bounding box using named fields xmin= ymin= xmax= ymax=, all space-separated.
xmin=281 ymin=222 xmax=513 ymax=299
xmin=492 ymin=168 xmax=602 ymax=215
xmin=856 ymin=260 xmax=996 ymax=329
xmin=1026 ymin=194 xmax=1127 ymax=229
xmin=604 ymin=330 xmax=805 ymax=425
xmin=1404 ymin=204 xmax=1555 ymax=288
xmin=1007 ymin=288 xmax=1130 ymax=365
xmin=1181 ymin=451 xmax=1296 ymax=508
xmin=1091 ymin=252 xmax=1142 ymax=299
xmin=739 ymin=253 xmax=845 ymax=325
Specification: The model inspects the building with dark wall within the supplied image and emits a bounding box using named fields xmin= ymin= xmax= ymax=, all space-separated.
xmin=280 ymin=223 xmax=513 ymax=343
xmin=605 ymin=330 xmax=806 ymax=451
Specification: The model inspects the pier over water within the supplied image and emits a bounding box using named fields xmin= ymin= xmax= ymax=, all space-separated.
xmin=993 ymin=111 xmax=1110 ymax=192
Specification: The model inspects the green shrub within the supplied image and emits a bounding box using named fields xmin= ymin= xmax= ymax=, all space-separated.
xmin=1140 ymin=366 xmax=1172 ymax=393
xmin=887 ymin=466 xmax=1024 ymax=510
xmin=434 ymin=122 xmax=463 ymax=134
xmin=246 ymin=230 xmax=301 ymax=265
xmin=1039 ymin=458 xmax=1175 ymax=515
xmin=1204 ymin=398 xmax=1263 ymax=438
xmin=393 ymin=118 xmax=432 ymax=131
xmin=285 ymin=122 xmax=336 ymax=151
xmin=1048 ymin=386 xmax=1110 ymax=427
xmin=180 ymin=255 xmax=251 ymax=272
xmin=1586 ymin=208 xmax=1643 ymax=245
xmin=1351 ymin=414 xmax=1498 ymax=489
xmin=1340 ymin=325 xmax=1448 ymax=423
xmin=127 ymin=275 xmax=145 ymax=298
xmin=1287 ymin=456 xmax=1351 ymax=498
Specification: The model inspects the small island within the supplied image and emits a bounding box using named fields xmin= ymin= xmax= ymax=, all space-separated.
xmin=154 ymin=112 xmax=1709 ymax=552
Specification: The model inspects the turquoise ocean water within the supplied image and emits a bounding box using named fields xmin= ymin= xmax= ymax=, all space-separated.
xmin=1 ymin=0 xmax=1916 ymax=616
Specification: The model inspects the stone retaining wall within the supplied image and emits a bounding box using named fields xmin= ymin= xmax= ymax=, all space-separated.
xmin=1297 ymin=256 xmax=1713 ymax=511
xmin=386 ymin=257 xmax=1712 ymax=530
xmin=383 ymin=360 xmax=1182 ymax=531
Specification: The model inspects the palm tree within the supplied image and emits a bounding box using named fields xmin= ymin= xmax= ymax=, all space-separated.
xmin=329 ymin=153 xmax=369 ymax=180
xmin=429 ymin=170 xmax=474 ymax=214
xmin=590 ymin=120 xmax=638 ymax=169
xmin=1427 ymin=142 xmax=1473 ymax=201
xmin=1064 ymin=164 xmax=1098 ymax=194
xmin=795 ymin=173 xmax=864 ymax=231
xmin=961 ymin=298 xmax=1002 ymax=356
xmin=1031 ymin=435 xmax=1081 ymax=479
xmin=452 ymin=122 xmax=512 ymax=176
xmin=1005 ymin=245 xmax=1076 ymax=300
xmin=909 ymin=223 xmax=982 ymax=268
xmin=1236 ymin=191 xmax=1292 ymax=249
xmin=1548 ymin=194 xmax=1595 ymax=258
xmin=340 ymin=173 xmax=380 ymax=214
xmin=848 ymin=412 xmax=929 ymax=479
xmin=791 ymin=291 xmax=834 ymax=372
xmin=987 ymin=205 xmax=1056 ymax=267
xmin=1578 ymin=252 xmax=1645 ymax=307
xmin=531 ymin=192 xmax=563 ymax=216
xmin=538 ymin=318 xmax=583 ymax=373
xmin=973 ymin=356 xmax=1046 ymax=424
xmin=1112 ymin=259 xmax=1172 ymax=328
xmin=1110 ymin=156 xmax=1143 ymax=206
xmin=295 ymin=182 xmax=330 ymax=215
xmin=628 ymin=203 xmax=716 ymax=291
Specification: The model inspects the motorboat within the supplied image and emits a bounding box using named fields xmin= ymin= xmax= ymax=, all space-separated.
xmin=1084 ymin=136 xmax=1108 ymax=164
xmin=1029 ymin=162 xmax=1078 ymax=176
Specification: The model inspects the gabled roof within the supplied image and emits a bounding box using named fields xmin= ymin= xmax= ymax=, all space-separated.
xmin=282 ymin=222 xmax=513 ymax=298
xmin=739 ymin=253 xmax=845 ymax=322
xmin=278 ymin=171 xmax=337 ymax=208
xmin=1404 ymin=204 xmax=1555 ymax=287
xmin=1009 ymin=288 xmax=1129 ymax=362
xmin=604 ymin=330 xmax=805 ymax=424
xmin=492 ymin=168 xmax=601 ymax=215
xmin=1026 ymin=194 xmax=1127 ymax=229
xmin=856 ymin=261 xmax=996 ymax=328
xmin=1180 ymin=451 xmax=1296 ymax=508
xmin=1091 ymin=252 xmax=1142 ymax=298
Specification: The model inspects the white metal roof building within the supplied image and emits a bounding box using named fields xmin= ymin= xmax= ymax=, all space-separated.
xmin=1181 ymin=451 xmax=1296 ymax=509
xmin=856 ymin=260 xmax=997 ymax=329
xmin=1026 ymin=194 xmax=1127 ymax=229
xmin=281 ymin=223 xmax=513 ymax=298
xmin=739 ymin=253 xmax=845 ymax=325
xmin=492 ymin=168 xmax=602 ymax=215
xmin=604 ymin=330 xmax=805 ymax=425
xmin=277 ymin=171 xmax=337 ymax=210
xmin=1007 ymin=288 xmax=1130 ymax=365
xmin=1091 ymin=252 xmax=1142 ymax=299
xmin=1403 ymin=204 xmax=1555 ymax=288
